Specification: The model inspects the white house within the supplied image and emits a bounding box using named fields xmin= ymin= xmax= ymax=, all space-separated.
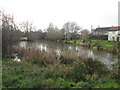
xmin=108 ymin=26 xmax=120 ymax=42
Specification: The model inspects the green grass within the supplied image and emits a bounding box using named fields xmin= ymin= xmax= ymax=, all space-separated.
xmin=66 ymin=39 xmax=118 ymax=48
xmin=67 ymin=40 xmax=82 ymax=44
xmin=90 ymin=40 xmax=118 ymax=48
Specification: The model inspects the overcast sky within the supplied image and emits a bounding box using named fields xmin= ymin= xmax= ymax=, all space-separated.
xmin=0 ymin=0 xmax=119 ymax=30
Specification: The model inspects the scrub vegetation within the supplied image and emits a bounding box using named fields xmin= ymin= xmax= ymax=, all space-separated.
xmin=2 ymin=48 xmax=119 ymax=88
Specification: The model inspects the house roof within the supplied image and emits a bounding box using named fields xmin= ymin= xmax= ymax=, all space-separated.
xmin=109 ymin=26 xmax=120 ymax=31
xmin=94 ymin=27 xmax=109 ymax=32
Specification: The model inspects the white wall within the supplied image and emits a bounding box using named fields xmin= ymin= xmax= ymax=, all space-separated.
xmin=108 ymin=31 xmax=120 ymax=41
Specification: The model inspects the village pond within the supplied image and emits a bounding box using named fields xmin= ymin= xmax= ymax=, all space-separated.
xmin=15 ymin=40 xmax=118 ymax=69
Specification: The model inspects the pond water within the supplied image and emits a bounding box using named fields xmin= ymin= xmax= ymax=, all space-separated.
xmin=17 ymin=40 xmax=118 ymax=69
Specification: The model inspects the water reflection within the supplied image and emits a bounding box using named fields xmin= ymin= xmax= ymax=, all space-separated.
xmin=18 ymin=41 xmax=118 ymax=69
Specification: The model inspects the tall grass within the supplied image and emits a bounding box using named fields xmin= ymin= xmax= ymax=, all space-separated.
xmin=2 ymin=47 xmax=119 ymax=88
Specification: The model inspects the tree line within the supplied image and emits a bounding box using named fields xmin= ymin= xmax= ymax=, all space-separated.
xmin=20 ymin=22 xmax=90 ymax=41
xmin=1 ymin=10 xmax=90 ymax=58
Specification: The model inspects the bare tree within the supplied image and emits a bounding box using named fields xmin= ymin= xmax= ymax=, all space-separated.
xmin=1 ymin=10 xmax=22 ymax=57
xmin=19 ymin=21 xmax=36 ymax=41
xmin=46 ymin=23 xmax=63 ymax=41
xmin=47 ymin=23 xmax=54 ymax=32
xmin=19 ymin=21 xmax=34 ymax=32
xmin=80 ymin=29 xmax=90 ymax=41
xmin=62 ymin=22 xmax=81 ymax=41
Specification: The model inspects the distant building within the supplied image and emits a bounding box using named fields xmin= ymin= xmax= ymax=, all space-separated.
xmin=93 ymin=27 xmax=109 ymax=35
xmin=91 ymin=27 xmax=110 ymax=40
xmin=108 ymin=26 xmax=120 ymax=42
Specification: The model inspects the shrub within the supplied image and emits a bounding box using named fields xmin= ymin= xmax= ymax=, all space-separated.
xmin=76 ymin=81 xmax=91 ymax=88
xmin=96 ymin=80 xmax=119 ymax=88
xmin=67 ymin=58 xmax=109 ymax=82
xmin=83 ymin=58 xmax=109 ymax=76
xmin=110 ymin=61 xmax=120 ymax=83
xmin=31 ymin=57 xmax=47 ymax=66
xmin=60 ymin=56 xmax=74 ymax=65
xmin=56 ymin=78 xmax=75 ymax=88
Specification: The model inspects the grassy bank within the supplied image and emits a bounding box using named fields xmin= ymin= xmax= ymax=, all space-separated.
xmin=2 ymin=47 xmax=119 ymax=88
xmin=65 ymin=40 xmax=119 ymax=53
